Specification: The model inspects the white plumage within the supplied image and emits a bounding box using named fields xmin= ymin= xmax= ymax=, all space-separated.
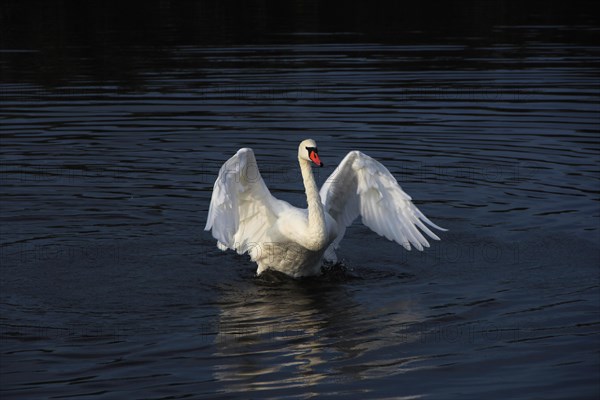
xmin=205 ymin=139 xmax=446 ymax=278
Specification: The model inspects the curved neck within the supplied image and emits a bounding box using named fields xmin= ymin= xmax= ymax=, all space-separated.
xmin=299 ymin=158 xmax=327 ymax=251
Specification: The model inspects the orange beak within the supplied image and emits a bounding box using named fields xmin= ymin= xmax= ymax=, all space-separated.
xmin=309 ymin=150 xmax=323 ymax=167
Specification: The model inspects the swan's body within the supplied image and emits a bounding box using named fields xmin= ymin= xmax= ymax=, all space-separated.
xmin=205 ymin=139 xmax=446 ymax=278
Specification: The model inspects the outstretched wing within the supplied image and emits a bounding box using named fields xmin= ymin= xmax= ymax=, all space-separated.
xmin=205 ymin=148 xmax=286 ymax=256
xmin=320 ymin=151 xmax=446 ymax=252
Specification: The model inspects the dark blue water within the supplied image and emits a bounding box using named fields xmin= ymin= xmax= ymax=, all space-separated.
xmin=1 ymin=3 xmax=599 ymax=399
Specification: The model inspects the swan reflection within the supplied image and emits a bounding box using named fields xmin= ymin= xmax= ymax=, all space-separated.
xmin=211 ymin=271 xmax=424 ymax=392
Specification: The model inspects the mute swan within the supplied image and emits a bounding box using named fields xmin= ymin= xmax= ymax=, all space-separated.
xmin=205 ymin=139 xmax=446 ymax=278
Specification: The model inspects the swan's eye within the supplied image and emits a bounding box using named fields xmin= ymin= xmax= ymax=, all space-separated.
xmin=306 ymin=146 xmax=317 ymax=155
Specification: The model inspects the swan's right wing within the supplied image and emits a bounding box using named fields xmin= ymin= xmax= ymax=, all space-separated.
xmin=205 ymin=148 xmax=284 ymax=256
xmin=320 ymin=151 xmax=446 ymax=252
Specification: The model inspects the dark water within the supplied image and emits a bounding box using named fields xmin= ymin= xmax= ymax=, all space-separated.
xmin=1 ymin=3 xmax=599 ymax=399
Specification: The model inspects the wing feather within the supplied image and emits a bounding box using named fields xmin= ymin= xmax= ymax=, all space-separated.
xmin=205 ymin=148 xmax=285 ymax=256
xmin=320 ymin=151 xmax=446 ymax=254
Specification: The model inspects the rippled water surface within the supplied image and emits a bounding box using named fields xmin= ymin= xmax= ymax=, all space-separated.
xmin=1 ymin=4 xmax=599 ymax=399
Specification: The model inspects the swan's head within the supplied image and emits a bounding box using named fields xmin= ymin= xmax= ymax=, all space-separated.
xmin=298 ymin=139 xmax=323 ymax=167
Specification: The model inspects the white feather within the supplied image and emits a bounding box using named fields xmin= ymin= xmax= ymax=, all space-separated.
xmin=320 ymin=151 xmax=447 ymax=260
xmin=205 ymin=148 xmax=286 ymax=255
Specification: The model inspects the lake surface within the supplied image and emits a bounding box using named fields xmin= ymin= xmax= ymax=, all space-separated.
xmin=1 ymin=3 xmax=599 ymax=399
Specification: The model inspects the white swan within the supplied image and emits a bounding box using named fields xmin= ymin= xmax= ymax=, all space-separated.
xmin=205 ymin=139 xmax=446 ymax=278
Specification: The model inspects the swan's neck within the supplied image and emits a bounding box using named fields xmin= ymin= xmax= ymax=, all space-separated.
xmin=299 ymin=158 xmax=327 ymax=251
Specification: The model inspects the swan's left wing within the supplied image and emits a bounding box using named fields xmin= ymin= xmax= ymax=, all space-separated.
xmin=320 ymin=151 xmax=446 ymax=253
xmin=205 ymin=148 xmax=286 ymax=256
